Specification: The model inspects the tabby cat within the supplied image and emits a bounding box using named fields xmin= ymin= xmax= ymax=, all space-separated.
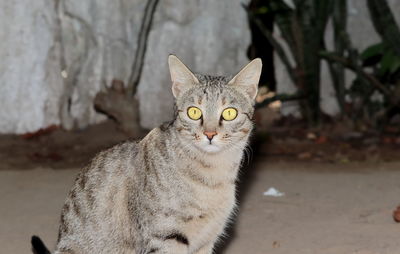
xmin=31 ymin=55 xmax=262 ymax=254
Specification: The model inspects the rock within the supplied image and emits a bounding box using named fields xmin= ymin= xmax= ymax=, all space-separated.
xmin=315 ymin=135 xmax=328 ymax=144
xmin=94 ymin=80 xmax=143 ymax=137
xmin=393 ymin=206 xmax=400 ymax=223
xmin=297 ymin=152 xmax=312 ymax=160
xmin=307 ymin=132 xmax=317 ymax=140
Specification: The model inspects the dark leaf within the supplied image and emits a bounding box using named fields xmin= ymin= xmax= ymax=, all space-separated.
xmin=389 ymin=56 xmax=400 ymax=73
xmin=360 ymin=43 xmax=384 ymax=64
xmin=379 ymin=51 xmax=396 ymax=75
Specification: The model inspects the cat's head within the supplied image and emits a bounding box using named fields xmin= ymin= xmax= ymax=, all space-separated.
xmin=168 ymin=55 xmax=262 ymax=154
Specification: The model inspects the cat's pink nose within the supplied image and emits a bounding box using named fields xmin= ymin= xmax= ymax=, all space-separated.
xmin=203 ymin=131 xmax=217 ymax=141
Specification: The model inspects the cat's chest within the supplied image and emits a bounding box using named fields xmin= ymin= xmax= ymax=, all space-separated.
xmin=192 ymin=179 xmax=235 ymax=209
xmin=181 ymin=177 xmax=237 ymax=248
xmin=178 ymin=155 xmax=240 ymax=214
xmin=147 ymin=154 xmax=240 ymax=250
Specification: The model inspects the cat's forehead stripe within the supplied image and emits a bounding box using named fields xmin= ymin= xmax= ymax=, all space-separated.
xmin=196 ymin=74 xmax=229 ymax=86
xmin=181 ymin=73 xmax=254 ymax=115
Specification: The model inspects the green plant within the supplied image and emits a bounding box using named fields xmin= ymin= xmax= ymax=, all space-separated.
xmin=352 ymin=42 xmax=400 ymax=124
xmin=361 ymin=43 xmax=400 ymax=83
xmin=245 ymin=0 xmax=335 ymax=125
xmin=321 ymin=0 xmax=400 ymax=126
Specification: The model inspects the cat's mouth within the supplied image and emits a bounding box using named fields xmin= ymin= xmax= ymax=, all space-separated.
xmin=198 ymin=139 xmax=221 ymax=153
xmin=202 ymin=144 xmax=221 ymax=153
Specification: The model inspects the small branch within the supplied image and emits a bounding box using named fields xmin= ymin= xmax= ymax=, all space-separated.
xmin=319 ymin=51 xmax=391 ymax=97
xmin=127 ymin=0 xmax=160 ymax=96
xmin=243 ymin=4 xmax=296 ymax=84
xmin=255 ymin=93 xmax=306 ymax=109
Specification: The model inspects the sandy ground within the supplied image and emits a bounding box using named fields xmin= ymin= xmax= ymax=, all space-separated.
xmin=1 ymin=160 xmax=400 ymax=254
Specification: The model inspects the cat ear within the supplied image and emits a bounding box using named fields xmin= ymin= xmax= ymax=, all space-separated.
xmin=228 ymin=58 xmax=262 ymax=100
xmin=168 ymin=55 xmax=199 ymax=98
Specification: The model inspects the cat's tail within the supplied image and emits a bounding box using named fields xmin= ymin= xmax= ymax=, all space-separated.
xmin=31 ymin=235 xmax=51 ymax=254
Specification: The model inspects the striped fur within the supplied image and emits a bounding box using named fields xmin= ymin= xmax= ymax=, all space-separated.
xmin=37 ymin=56 xmax=261 ymax=254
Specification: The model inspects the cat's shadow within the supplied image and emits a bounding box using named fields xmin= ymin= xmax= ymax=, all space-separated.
xmin=213 ymin=141 xmax=261 ymax=254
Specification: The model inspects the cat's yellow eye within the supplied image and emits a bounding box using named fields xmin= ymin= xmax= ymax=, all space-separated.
xmin=222 ymin=108 xmax=238 ymax=121
xmin=187 ymin=107 xmax=202 ymax=120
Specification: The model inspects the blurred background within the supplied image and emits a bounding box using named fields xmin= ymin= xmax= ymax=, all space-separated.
xmin=0 ymin=0 xmax=400 ymax=253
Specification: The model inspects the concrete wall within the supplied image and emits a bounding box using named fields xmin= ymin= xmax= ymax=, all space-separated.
xmin=0 ymin=0 xmax=63 ymax=133
xmin=137 ymin=0 xmax=250 ymax=128
xmin=0 ymin=0 xmax=147 ymax=133
xmin=0 ymin=0 xmax=250 ymax=134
